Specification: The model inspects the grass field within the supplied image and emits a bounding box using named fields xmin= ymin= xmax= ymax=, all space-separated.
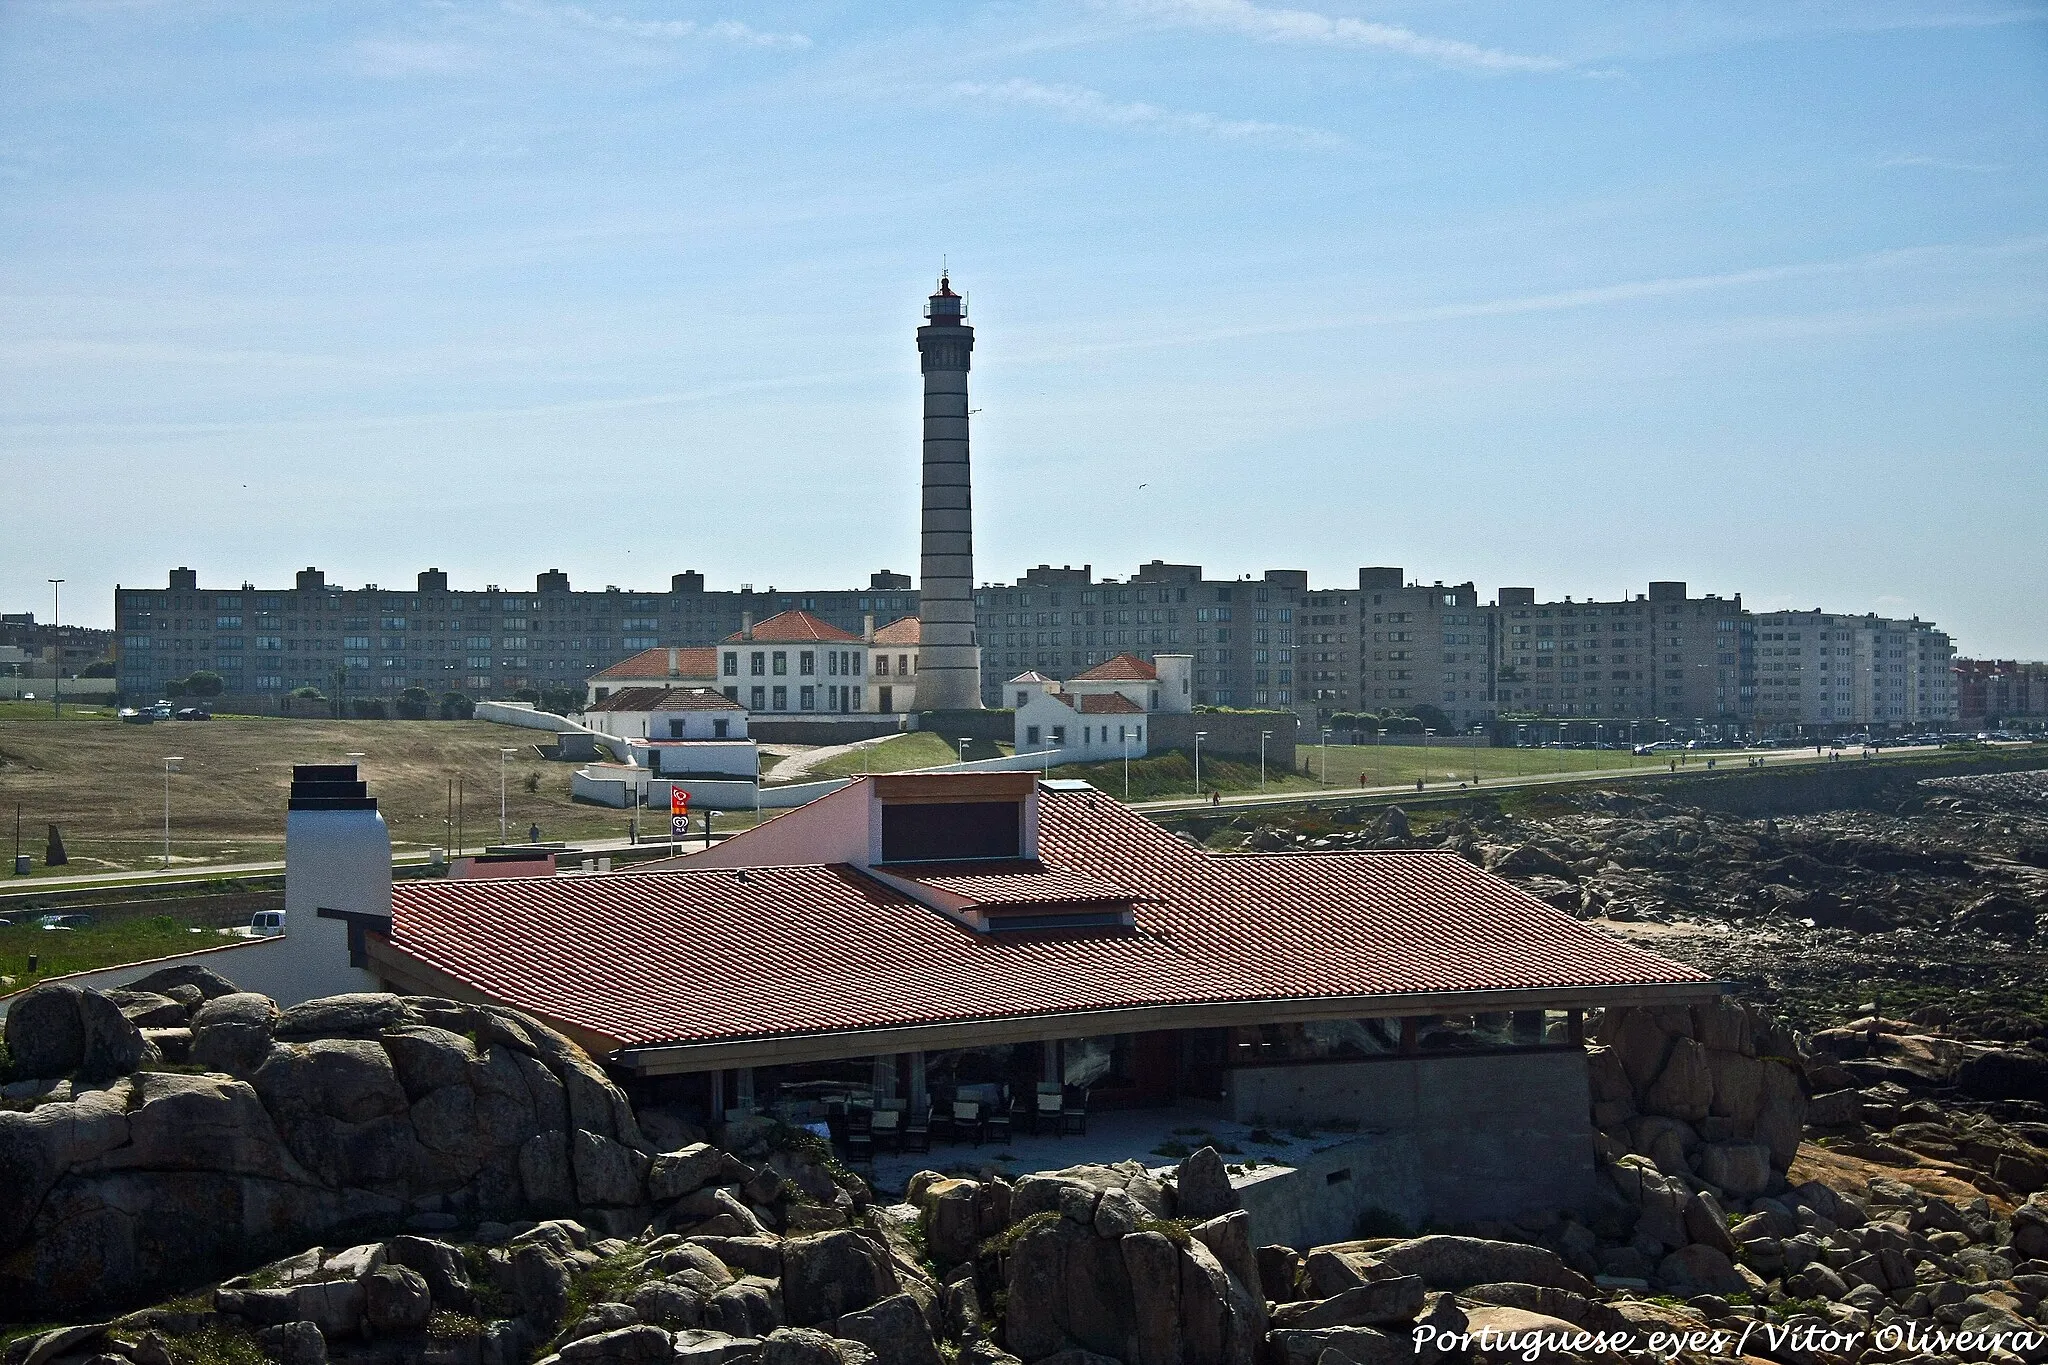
xmin=802 ymin=731 xmax=1010 ymax=779
xmin=0 ymin=708 xmax=647 ymax=875
xmin=1056 ymin=741 xmax=1683 ymax=801
xmin=0 ymin=913 xmax=228 ymax=992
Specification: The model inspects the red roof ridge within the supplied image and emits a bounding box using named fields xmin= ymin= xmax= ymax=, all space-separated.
xmin=593 ymin=645 xmax=719 ymax=679
xmin=725 ymin=609 xmax=861 ymax=643
xmin=1071 ymin=653 xmax=1157 ymax=682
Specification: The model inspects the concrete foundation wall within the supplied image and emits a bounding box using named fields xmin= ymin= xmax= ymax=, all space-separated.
xmin=1235 ymin=1134 xmax=1427 ymax=1250
xmin=1226 ymin=1049 xmax=1595 ymax=1227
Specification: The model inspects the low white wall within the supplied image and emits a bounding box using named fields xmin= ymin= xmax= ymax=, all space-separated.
xmin=656 ymin=777 xmax=851 ymax=810
xmin=0 ymin=932 xmax=376 ymax=1020
xmin=476 ymin=700 xmax=586 ymax=733
xmin=573 ymin=767 xmax=641 ymax=808
xmin=904 ymin=750 xmax=1080 ymax=775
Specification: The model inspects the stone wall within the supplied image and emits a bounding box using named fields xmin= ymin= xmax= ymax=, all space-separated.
xmin=1226 ymin=1049 xmax=1597 ymax=1226
xmin=1151 ymin=710 xmax=1299 ymax=764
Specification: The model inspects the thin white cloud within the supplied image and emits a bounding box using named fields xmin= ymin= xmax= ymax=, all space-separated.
xmin=1880 ymin=154 xmax=2005 ymax=173
xmin=549 ymin=4 xmax=811 ymax=49
xmin=351 ymin=38 xmax=482 ymax=78
xmin=949 ymin=78 xmax=1341 ymax=147
xmin=1002 ymin=234 xmax=2048 ymax=361
xmin=1113 ymin=0 xmax=1571 ymax=73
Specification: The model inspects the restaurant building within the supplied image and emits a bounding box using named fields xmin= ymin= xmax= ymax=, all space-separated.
xmin=355 ymin=772 xmax=1716 ymax=1220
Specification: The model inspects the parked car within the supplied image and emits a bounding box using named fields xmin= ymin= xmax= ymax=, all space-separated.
xmin=38 ymin=913 xmax=93 ymax=931
xmin=221 ymin=909 xmax=286 ymax=939
xmin=118 ymin=707 xmax=154 ymax=724
xmin=175 ymin=707 xmax=213 ymax=721
xmin=150 ymin=700 xmax=175 ymax=720
xmin=1633 ymin=741 xmax=1685 ymax=755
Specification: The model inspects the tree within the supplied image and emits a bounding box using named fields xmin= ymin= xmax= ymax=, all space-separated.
xmin=164 ymin=677 xmax=187 ymax=699
xmin=1381 ymin=712 xmax=1424 ymax=735
xmin=513 ymin=688 xmax=541 ymax=706
xmin=395 ymin=686 xmax=435 ymax=720
xmin=284 ymin=685 xmax=325 ymax=717
xmin=540 ymin=685 xmax=581 ymax=716
xmin=1404 ymin=703 xmax=1451 ymax=733
xmin=82 ymin=660 xmax=116 ymax=678
xmin=349 ymin=697 xmax=388 ymax=719
xmin=182 ymin=670 xmax=224 ymax=698
xmin=439 ymin=691 xmax=475 ymax=721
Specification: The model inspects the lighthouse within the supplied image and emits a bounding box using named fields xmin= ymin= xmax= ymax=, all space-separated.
xmin=914 ymin=275 xmax=983 ymax=711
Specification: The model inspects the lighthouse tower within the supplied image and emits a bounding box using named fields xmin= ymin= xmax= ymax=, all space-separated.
xmin=914 ymin=275 xmax=983 ymax=710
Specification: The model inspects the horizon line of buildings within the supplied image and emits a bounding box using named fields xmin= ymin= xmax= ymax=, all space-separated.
xmin=92 ymin=560 xmax=2032 ymax=732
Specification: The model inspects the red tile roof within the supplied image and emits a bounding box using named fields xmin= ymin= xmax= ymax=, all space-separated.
xmin=1072 ymin=653 xmax=1156 ymax=682
xmin=725 ymin=610 xmax=860 ymax=644
xmin=1063 ymin=693 xmax=1145 ymax=714
xmin=592 ymin=647 xmax=719 ymax=680
xmin=387 ymin=783 xmax=1710 ymax=1051
xmin=587 ymin=687 xmax=743 ymax=714
xmin=872 ymin=617 xmax=921 ymax=645
xmin=881 ymin=860 xmax=1138 ymax=908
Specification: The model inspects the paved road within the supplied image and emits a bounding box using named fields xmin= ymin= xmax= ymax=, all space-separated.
xmin=9 ymin=741 xmax=2028 ymax=894
xmin=1129 ymin=741 xmax=1983 ymax=815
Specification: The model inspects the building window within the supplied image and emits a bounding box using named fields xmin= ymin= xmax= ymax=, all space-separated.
xmin=800 ymin=651 xmax=815 ymax=676
xmin=750 ymin=685 xmax=766 ymax=709
xmin=722 ymin=652 xmax=738 ymax=676
xmin=800 ymin=685 xmax=816 ymax=710
xmin=750 ymin=651 xmax=766 ymax=676
xmin=772 ymin=685 xmax=788 ymax=710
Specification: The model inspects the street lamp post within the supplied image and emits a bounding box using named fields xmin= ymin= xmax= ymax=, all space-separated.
xmin=1259 ymin=730 xmax=1271 ymax=792
xmin=957 ymin=737 xmax=970 ymax=765
xmin=1320 ymin=727 xmax=1331 ymax=785
xmin=161 ymin=757 xmax=183 ymax=867
xmin=1122 ymin=729 xmax=1130 ymax=800
xmin=1193 ymin=731 xmax=1207 ymax=799
xmin=498 ymin=747 xmax=518 ymax=843
xmin=48 ymin=579 xmax=64 ymax=717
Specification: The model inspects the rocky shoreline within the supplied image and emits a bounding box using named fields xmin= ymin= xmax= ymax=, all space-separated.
xmin=7 ymin=771 xmax=2048 ymax=1365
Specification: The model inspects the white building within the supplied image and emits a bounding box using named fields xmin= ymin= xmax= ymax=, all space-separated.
xmin=714 ymin=609 xmax=922 ymax=716
xmin=1057 ymin=651 xmax=1193 ymax=714
xmin=584 ymin=686 xmax=749 ymax=741
xmin=1008 ymin=655 xmax=1170 ymax=762
xmin=586 ymin=646 xmax=719 ymax=707
xmin=1751 ymin=611 xmax=1958 ymax=731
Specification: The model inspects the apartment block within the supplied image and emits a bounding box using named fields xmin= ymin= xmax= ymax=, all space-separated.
xmin=1344 ymin=569 xmax=1497 ymax=730
xmin=974 ymin=560 xmax=1305 ymax=710
xmin=1750 ymin=612 xmax=1956 ymax=730
xmin=113 ymin=566 xmax=919 ymax=712
xmin=1957 ymin=659 xmax=2048 ymax=728
xmin=1492 ymin=582 xmax=1748 ymax=723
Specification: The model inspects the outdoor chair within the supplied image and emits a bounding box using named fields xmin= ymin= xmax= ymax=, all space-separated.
xmin=1059 ymin=1088 xmax=1088 ymax=1136
xmin=951 ymin=1099 xmax=984 ymax=1146
xmin=844 ymin=1107 xmax=873 ymax=1163
xmin=902 ymin=1106 xmax=931 ymax=1154
xmin=870 ymin=1107 xmax=902 ymax=1154
xmin=1034 ymin=1091 xmax=1064 ymax=1135
xmin=985 ymin=1098 xmax=1013 ymax=1144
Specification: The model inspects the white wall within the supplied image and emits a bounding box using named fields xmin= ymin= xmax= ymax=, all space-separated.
xmin=0 ymin=933 xmax=373 ymax=1020
xmin=1014 ymin=692 xmax=1148 ymax=763
xmin=630 ymin=739 xmax=759 ymax=778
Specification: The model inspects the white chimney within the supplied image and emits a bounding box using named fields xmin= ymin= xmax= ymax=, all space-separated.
xmin=667 ymin=647 xmax=679 ymax=677
xmin=281 ymin=763 xmax=390 ymax=1003
xmin=741 ymin=612 xmax=754 ymax=640
xmin=863 ymin=613 xmax=875 ymax=641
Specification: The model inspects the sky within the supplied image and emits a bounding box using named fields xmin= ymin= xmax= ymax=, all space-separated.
xmin=2 ymin=1 xmax=2044 ymax=654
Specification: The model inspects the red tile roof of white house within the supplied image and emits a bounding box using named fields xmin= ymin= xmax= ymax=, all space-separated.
xmin=724 ymin=610 xmax=861 ymax=644
xmin=592 ymin=646 xmax=719 ymax=680
xmin=1072 ymin=653 xmax=1157 ymax=682
xmin=1062 ymin=693 xmax=1145 ymax=714
xmin=587 ymin=687 xmax=744 ymax=714
xmin=871 ymin=616 xmax=921 ymax=645
xmin=382 ymin=779 xmax=1712 ymax=1055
